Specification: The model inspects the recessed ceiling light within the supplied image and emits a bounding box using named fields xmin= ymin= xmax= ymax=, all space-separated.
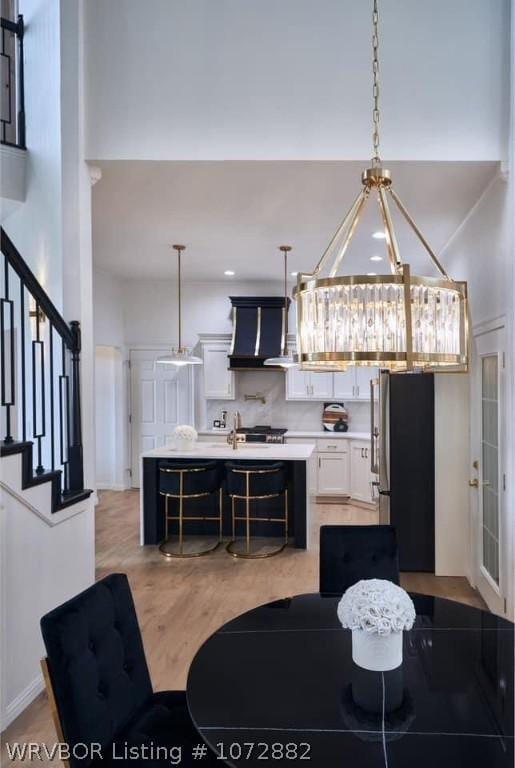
xmin=370 ymin=255 xmax=383 ymax=262
xmin=224 ymin=270 xmax=235 ymax=276
xmin=367 ymin=272 xmax=377 ymax=276
xmin=291 ymin=271 xmax=298 ymax=277
xmin=372 ymin=231 xmax=387 ymax=239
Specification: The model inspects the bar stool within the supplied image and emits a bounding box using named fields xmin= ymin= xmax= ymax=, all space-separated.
xmin=159 ymin=460 xmax=223 ymax=558
xmin=225 ymin=461 xmax=288 ymax=559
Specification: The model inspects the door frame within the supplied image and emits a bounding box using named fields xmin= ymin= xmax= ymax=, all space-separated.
xmin=128 ymin=345 xmax=196 ymax=488
xmin=469 ymin=317 xmax=511 ymax=617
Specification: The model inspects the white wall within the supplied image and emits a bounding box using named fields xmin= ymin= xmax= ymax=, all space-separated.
xmin=84 ymin=0 xmax=510 ymax=162
xmin=2 ymin=0 xmax=64 ymax=306
xmin=93 ymin=268 xmax=126 ymax=348
xmin=0 ymin=457 xmax=95 ymax=730
xmin=440 ymin=169 xmax=514 ymax=602
xmin=122 ymin=278 xmax=285 ymax=348
xmin=442 ymin=175 xmax=512 ymax=326
xmin=93 ymin=271 xmax=128 ymax=488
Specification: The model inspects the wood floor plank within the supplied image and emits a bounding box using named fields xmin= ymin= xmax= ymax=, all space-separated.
xmin=2 ymin=489 xmax=484 ymax=765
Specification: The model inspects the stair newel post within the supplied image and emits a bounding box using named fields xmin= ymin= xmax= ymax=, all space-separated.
xmin=67 ymin=321 xmax=84 ymax=493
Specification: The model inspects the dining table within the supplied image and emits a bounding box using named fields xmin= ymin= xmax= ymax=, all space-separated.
xmin=187 ymin=593 xmax=513 ymax=767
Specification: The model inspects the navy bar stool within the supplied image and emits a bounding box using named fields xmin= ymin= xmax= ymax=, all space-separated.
xmin=159 ymin=460 xmax=223 ymax=558
xmin=225 ymin=461 xmax=288 ymax=559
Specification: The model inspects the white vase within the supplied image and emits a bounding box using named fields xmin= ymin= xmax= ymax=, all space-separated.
xmin=351 ymin=629 xmax=403 ymax=671
xmin=175 ymin=436 xmax=195 ymax=452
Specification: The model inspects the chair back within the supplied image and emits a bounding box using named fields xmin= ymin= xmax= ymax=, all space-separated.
xmin=40 ymin=574 xmax=152 ymax=767
xmin=319 ymin=525 xmax=399 ymax=595
xmin=159 ymin=460 xmax=222 ymax=495
xmin=225 ymin=461 xmax=286 ymax=497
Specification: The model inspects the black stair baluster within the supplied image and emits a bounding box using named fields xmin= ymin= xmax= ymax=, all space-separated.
xmin=49 ymin=321 xmax=54 ymax=470
xmin=33 ymin=300 xmax=45 ymax=473
xmin=1 ymin=255 xmax=15 ymax=443
xmin=20 ymin=278 xmax=26 ymax=440
xmin=67 ymin=321 xmax=83 ymax=493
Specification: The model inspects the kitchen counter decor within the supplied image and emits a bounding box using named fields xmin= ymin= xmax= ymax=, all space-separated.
xmin=174 ymin=424 xmax=198 ymax=451
xmin=337 ymin=579 xmax=415 ymax=671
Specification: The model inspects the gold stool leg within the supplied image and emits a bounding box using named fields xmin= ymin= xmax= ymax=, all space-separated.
xmin=284 ymin=487 xmax=289 ymax=546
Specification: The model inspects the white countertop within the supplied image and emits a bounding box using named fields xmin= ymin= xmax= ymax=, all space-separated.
xmin=141 ymin=441 xmax=315 ymax=461
xmin=198 ymin=429 xmax=370 ymax=441
xmin=285 ymin=430 xmax=370 ymax=440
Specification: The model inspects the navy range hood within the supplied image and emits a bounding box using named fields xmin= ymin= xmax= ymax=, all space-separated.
xmin=228 ymin=296 xmax=291 ymax=370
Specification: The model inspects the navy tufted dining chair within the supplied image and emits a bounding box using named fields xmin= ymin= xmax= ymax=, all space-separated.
xmin=40 ymin=573 xmax=217 ymax=767
xmin=319 ymin=525 xmax=400 ymax=596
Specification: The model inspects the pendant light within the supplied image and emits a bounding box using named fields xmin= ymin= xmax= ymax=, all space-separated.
xmin=156 ymin=245 xmax=203 ymax=366
xmin=264 ymin=245 xmax=296 ymax=368
xmin=294 ymin=0 xmax=469 ymax=373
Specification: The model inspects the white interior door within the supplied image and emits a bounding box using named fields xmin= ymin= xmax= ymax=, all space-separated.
xmin=469 ymin=326 xmax=506 ymax=615
xmin=130 ymin=350 xmax=194 ymax=487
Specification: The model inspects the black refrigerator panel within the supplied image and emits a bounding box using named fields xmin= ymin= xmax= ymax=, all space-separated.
xmin=389 ymin=373 xmax=435 ymax=572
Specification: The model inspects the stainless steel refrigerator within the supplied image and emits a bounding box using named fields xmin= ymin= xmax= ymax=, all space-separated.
xmin=370 ymin=370 xmax=435 ymax=572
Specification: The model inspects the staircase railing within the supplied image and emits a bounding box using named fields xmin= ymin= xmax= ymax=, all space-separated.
xmin=1 ymin=228 xmax=87 ymax=505
xmin=0 ymin=14 xmax=25 ymax=148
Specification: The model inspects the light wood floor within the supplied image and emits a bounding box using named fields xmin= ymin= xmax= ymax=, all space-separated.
xmin=2 ymin=490 xmax=484 ymax=763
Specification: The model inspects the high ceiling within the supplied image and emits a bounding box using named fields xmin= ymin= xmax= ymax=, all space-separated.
xmin=92 ymin=160 xmax=498 ymax=282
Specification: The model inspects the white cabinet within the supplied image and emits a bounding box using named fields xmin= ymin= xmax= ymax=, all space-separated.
xmin=202 ymin=341 xmax=235 ymax=400
xmin=350 ymin=440 xmax=374 ymax=502
xmin=333 ymin=367 xmax=378 ymax=401
xmin=333 ymin=370 xmax=355 ymax=400
xmin=285 ymin=368 xmax=334 ymax=401
xmin=310 ymin=372 xmax=334 ymax=399
xmin=317 ymin=440 xmax=350 ymax=496
xmin=285 ymin=366 xmax=312 ymax=399
xmin=354 ymin=367 xmax=378 ymax=400
xmin=286 ymin=365 xmax=378 ymax=402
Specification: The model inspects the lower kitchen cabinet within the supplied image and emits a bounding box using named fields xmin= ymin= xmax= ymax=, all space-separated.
xmin=350 ymin=440 xmax=374 ymax=503
xmin=317 ymin=451 xmax=350 ymax=495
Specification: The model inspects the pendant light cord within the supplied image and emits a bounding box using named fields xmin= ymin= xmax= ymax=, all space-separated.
xmin=173 ymin=244 xmax=186 ymax=352
xmin=177 ymin=247 xmax=182 ymax=350
xmin=279 ymin=246 xmax=291 ymax=355
xmin=372 ymin=0 xmax=381 ymax=165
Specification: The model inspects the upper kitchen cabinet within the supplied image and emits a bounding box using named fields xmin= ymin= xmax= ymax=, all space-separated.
xmin=333 ymin=367 xmax=379 ymax=401
xmin=286 ymin=364 xmax=378 ymax=402
xmin=285 ymin=367 xmax=332 ymax=401
xmin=199 ymin=335 xmax=235 ymax=400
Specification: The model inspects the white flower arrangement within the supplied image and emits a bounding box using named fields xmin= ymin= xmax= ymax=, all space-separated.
xmin=174 ymin=425 xmax=198 ymax=441
xmin=337 ymin=579 xmax=415 ymax=637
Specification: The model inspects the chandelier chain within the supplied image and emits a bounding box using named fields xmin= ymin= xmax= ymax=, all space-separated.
xmin=372 ymin=0 xmax=381 ymax=164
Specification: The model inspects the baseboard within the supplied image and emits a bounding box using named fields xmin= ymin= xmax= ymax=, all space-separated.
xmin=96 ymin=483 xmax=127 ymax=492
xmin=1 ymin=674 xmax=44 ymax=731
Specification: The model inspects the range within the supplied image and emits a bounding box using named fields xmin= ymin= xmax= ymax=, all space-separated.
xmin=235 ymin=426 xmax=287 ymax=444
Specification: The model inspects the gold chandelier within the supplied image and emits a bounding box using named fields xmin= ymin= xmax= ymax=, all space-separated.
xmin=293 ymin=0 xmax=469 ymax=373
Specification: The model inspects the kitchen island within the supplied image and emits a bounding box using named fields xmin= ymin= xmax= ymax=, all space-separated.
xmin=140 ymin=442 xmax=316 ymax=549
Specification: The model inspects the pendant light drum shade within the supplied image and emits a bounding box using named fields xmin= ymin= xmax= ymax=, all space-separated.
xmin=295 ymin=269 xmax=468 ymax=372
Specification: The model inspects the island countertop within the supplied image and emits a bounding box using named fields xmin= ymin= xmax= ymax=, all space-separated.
xmin=141 ymin=441 xmax=316 ymax=462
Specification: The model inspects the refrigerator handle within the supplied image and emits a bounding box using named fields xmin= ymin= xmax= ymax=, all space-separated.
xmin=370 ymin=377 xmax=379 ymax=474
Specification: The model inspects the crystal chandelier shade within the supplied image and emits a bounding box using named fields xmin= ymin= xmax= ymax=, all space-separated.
xmin=293 ymin=0 xmax=469 ymax=374
xmin=296 ymin=274 xmax=467 ymax=371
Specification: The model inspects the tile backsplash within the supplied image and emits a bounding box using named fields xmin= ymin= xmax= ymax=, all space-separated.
xmin=205 ymin=371 xmax=369 ymax=432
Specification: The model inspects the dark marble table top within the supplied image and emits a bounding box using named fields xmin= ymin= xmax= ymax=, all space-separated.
xmin=187 ymin=593 xmax=514 ymax=767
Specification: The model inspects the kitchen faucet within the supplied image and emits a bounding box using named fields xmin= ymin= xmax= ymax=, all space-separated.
xmin=227 ymin=411 xmax=241 ymax=450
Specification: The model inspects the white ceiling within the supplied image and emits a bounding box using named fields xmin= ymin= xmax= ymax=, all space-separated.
xmin=92 ymin=160 xmax=498 ymax=282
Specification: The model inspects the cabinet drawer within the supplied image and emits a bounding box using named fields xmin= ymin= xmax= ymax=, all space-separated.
xmin=317 ymin=438 xmax=348 ymax=453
